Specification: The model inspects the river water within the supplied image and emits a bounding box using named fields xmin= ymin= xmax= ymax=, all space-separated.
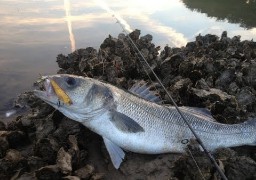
xmin=0 ymin=0 xmax=255 ymax=116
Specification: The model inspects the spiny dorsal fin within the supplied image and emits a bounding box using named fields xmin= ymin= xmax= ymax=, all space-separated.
xmin=129 ymin=81 xmax=162 ymax=104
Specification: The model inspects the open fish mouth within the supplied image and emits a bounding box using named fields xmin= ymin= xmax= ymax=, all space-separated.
xmin=34 ymin=77 xmax=56 ymax=97
xmin=34 ymin=76 xmax=72 ymax=106
xmin=42 ymin=78 xmax=56 ymax=96
xmin=33 ymin=77 xmax=59 ymax=106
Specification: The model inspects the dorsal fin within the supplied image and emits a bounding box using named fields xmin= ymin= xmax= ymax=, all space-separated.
xmin=129 ymin=81 xmax=162 ymax=104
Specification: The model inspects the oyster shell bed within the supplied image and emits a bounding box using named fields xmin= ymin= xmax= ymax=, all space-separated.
xmin=0 ymin=30 xmax=256 ymax=179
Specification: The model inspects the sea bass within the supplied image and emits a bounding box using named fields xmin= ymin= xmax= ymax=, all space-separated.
xmin=34 ymin=74 xmax=256 ymax=169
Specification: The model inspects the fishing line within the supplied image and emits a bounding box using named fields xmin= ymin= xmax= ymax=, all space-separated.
xmin=129 ymin=44 xmax=162 ymax=101
xmin=187 ymin=146 xmax=206 ymax=180
xmin=113 ymin=18 xmax=228 ymax=180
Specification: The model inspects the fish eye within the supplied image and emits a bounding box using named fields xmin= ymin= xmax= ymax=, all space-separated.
xmin=65 ymin=77 xmax=76 ymax=86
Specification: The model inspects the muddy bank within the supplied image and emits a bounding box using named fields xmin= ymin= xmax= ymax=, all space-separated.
xmin=1 ymin=30 xmax=256 ymax=179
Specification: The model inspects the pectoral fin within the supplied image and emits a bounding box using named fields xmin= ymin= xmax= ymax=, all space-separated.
xmin=103 ymin=137 xmax=125 ymax=169
xmin=110 ymin=110 xmax=144 ymax=133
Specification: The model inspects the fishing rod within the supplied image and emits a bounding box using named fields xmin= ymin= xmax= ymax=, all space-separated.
xmin=114 ymin=19 xmax=228 ymax=180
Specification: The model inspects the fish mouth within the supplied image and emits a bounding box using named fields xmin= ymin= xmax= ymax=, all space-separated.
xmin=34 ymin=76 xmax=73 ymax=106
xmin=33 ymin=77 xmax=58 ymax=105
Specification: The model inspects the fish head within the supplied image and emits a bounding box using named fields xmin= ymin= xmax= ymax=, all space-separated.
xmin=34 ymin=74 xmax=98 ymax=121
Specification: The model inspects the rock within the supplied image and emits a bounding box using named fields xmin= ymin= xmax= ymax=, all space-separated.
xmin=228 ymin=82 xmax=239 ymax=95
xmin=57 ymin=54 xmax=70 ymax=69
xmin=34 ymin=138 xmax=59 ymax=164
xmin=35 ymin=165 xmax=62 ymax=180
xmin=138 ymin=34 xmax=153 ymax=50
xmin=14 ymin=91 xmax=38 ymax=109
xmin=68 ymin=135 xmax=79 ymax=151
xmin=74 ymin=165 xmax=95 ymax=179
xmin=185 ymin=42 xmax=197 ymax=52
xmin=0 ymin=130 xmax=28 ymax=148
xmin=27 ymin=156 xmax=47 ymax=172
xmin=195 ymin=78 xmax=210 ymax=90
xmin=0 ymin=149 xmax=28 ymax=178
xmin=203 ymin=59 xmax=215 ymax=74
xmin=52 ymin=117 xmax=83 ymax=147
xmin=160 ymin=45 xmax=172 ymax=59
xmin=179 ymin=60 xmax=194 ymax=76
xmin=120 ymin=153 xmax=178 ymax=179
xmin=4 ymin=149 xmax=23 ymax=162
xmin=34 ymin=116 xmax=55 ymax=140
xmin=56 ymin=147 xmax=72 ymax=174
xmin=63 ymin=176 xmax=80 ymax=180
xmin=90 ymin=173 xmax=105 ymax=180
xmin=189 ymin=87 xmax=238 ymax=111
xmin=191 ymin=88 xmax=234 ymax=102
xmin=210 ymin=101 xmax=241 ymax=123
xmin=5 ymin=131 xmax=28 ymax=148
xmin=225 ymin=156 xmax=256 ymax=179
xmin=17 ymin=172 xmax=37 ymax=180
xmin=189 ymin=70 xmax=203 ymax=83
xmin=221 ymin=31 xmax=227 ymax=39
xmin=173 ymin=152 xmax=213 ymax=180
xmin=78 ymin=48 xmax=98 ymax=73
xmin=129 ymin=29 xmax=140 ymax=40
xmin=236 ymin=87 xmax=256 ymax=110
xmin=0 ymin=121 xmax=6 ymax=130
xmin=0 ymin=137 xmax=9 ymax=158
xmin=242 ymin=60 xmax=256 ymax=88
xmin=215 ymin=69 xmax=236 ymax=89
xmin=160 ymin=53 xmax=185 ymax=76
xmin=118 ymin=33 xmax=126 ymax=40
xmin=169 ymin=78 xmax=192 ymax=104
xmin=67 ymin=134 xmax=82 ymax=168
xmin=227 ymin=46 xmax=237 ymax=55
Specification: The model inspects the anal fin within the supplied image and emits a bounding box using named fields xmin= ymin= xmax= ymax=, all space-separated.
xmin=103 ymin=137 xmax=125 ymax=169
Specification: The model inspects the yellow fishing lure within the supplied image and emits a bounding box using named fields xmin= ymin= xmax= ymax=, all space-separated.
xmin=50 ymin=79 xmax=72 ymax=105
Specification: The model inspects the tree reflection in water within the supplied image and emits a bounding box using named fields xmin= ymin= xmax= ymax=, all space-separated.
xmin=182 ymin=0 xmax=256 ymax=29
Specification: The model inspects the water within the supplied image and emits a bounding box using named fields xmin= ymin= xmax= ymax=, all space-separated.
xmin=0 ymin=0 xmax=255 ymax=116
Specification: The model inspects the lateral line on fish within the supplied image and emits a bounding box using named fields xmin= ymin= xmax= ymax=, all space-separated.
xmin=114 ymin=18 xmax=228 ymax=180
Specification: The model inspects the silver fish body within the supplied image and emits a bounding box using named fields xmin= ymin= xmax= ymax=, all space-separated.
xmin=34 ymin=74 xmax=256 ymax=168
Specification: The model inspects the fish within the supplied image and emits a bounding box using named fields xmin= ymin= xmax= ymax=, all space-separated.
xmin=34 ymin=74 xmax=256 ymax=169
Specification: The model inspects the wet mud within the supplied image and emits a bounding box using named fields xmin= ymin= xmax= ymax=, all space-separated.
xmin=1 ymin=30 xmax=256 ymax=179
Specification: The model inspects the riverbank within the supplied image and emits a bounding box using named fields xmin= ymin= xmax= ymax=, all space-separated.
xmin=0 ymin=30 xmax=256 ymax=179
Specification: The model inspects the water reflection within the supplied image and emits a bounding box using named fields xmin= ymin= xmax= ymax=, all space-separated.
xmin=64 ymin=0 xmax=76 ymax=52
xmin=182 ymin=0 xmax=256 ymax=29
xmin=0 ymin=0 xmax=256 ymax=112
